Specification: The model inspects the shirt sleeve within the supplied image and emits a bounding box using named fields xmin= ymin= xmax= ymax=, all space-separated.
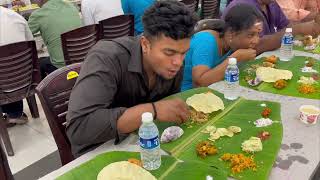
xmin=66 ymin=43 xmax=128 ymax=155
xmin=121 ymin=0 xmax=130 ymax=14
xmin=274 ymin=2 xmax=289 ymax=31
xmin=24 ymin=23 xmax=34 ymax=41
xmin=191 ymin=33 xmax=220 ymax=68
xmin=27 ymin=12 xmax=40 ymax=34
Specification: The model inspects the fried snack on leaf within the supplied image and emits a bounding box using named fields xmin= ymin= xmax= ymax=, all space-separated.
xmin=273 ymin=79 xmax=288 ymax=89
xmin=196 ymin=141 xmax=218 ymax=158
xmin=298 ymin=84 xmax=316 ymax=94
xmin=264 ymin=55 xmax=278 ymax=64
xmin=305 ymin=57 xmax=316 ymax=67
xmin=261 ymin=107 xmax=272 ymax=118
xmin=221 ymin=153 xmax=257 ymax=174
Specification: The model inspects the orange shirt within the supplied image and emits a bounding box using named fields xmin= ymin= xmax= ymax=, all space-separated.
xmin=277 ymin=0 xmax=319 ymax=21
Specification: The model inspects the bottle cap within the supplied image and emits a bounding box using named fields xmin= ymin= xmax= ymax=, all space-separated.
xmin=228 ymin=58 xmax=237 ymax=65
xmin=285 ymin=28 xmax=292 ymax=33
xmin=141 ymin=112 xmax=153 ymax=124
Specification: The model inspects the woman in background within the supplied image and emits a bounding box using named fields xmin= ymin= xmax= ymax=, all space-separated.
xmin=181 ymin=4 xmax=263 ymax=91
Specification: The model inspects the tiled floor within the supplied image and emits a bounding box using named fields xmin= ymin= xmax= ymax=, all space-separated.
xmin=6 ymin=96 xmax=58 ymax=174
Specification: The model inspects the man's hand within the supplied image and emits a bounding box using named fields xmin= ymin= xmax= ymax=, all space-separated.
xmin=155 ymin=98 xmax=190 ymax=124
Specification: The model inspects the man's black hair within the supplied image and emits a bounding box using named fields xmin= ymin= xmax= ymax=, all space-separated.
xmin=142 ymin=0 xmax=198 ymax=40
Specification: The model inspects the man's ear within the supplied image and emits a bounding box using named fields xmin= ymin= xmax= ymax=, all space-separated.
xmin=140 ymin=36 xmax=151 ymax=54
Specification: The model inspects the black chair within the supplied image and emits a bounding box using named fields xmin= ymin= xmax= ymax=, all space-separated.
xmin=200 ymin=0 xmax=220 ymax=19
xmin=61 ymin=24 xmax=100 ymax=65
xmin=0 ymin=41 xmax=41 ymax=156
xmin=36 ymin=63 xmax=82 ymax=165
xmin=181 ymin=0 xmax=199 ymax=14
xmin=99 ymin=15 xmax=134 ymax=40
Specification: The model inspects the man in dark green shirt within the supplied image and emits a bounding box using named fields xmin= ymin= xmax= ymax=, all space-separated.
xmin=28 ymin=0 xmax=81 ymax=78
xmin=66 ymin=1 xmax=198 ymax=157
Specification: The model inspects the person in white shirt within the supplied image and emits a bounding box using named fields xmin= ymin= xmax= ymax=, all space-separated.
xmin=0 ymin=6 xmax=33 ymax=46
xmin=81 ymin=0 xmax=124 ymax=26
xmin=0 ymin=6 xmax=33 ymax=125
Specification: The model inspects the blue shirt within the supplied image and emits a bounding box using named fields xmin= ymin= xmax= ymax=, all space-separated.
xmin=121 ymin=0 xmax=155 ymax=35
xmin=181 ymin=32 xmax=231 ymax=91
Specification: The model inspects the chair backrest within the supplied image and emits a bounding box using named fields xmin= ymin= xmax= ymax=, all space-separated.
xmin=181 ymin=0 xmax=199 ymax=14
xmin=99 ymin=15 xmax=134 ymax=40
xmin=0 ymin=41 xmax=41 ymax=105
xmin=201 ymin=0 xmax=220 ymax=19
xmin=61 ymin=24 xmax=100 ymax=65
xmin=36 ymin=63 xmax=82 ymax=165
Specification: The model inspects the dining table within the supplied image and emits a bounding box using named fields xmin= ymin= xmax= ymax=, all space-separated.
xmin=39 ymin=49 xmax=320 ymax=180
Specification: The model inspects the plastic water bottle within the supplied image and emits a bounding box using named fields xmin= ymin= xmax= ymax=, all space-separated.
xmin=139 ymin=112 xmax=161 ymax=170
xmin=224 ymin=58 xmax=239 ymax=100
xmin=280 ymin=28 xmax=293 ymax=61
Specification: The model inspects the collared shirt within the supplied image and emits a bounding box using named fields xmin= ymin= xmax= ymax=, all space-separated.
xmin=81 ymin=0 xmax=124 ymax=26
xmin=28 ymin=0 xmax=81 ymax=68
xmin=222 ymin=0 xmax=289 ymax=36
xmin=0 ymin=6 xmax=33 ymax=46
xmin=66 ymin=36 xmax=183 ymax=156
xmin=121 ymin=0 xmax=156 ymax=35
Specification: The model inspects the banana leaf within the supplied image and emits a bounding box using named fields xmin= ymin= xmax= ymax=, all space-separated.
xmin=57 ymin=151 xmax=228 ymax=180
xmin=177 ymin=100 xmax=282 ymax=180
xmin=239 ymin=56 xmax=320 ymax=99
xmin=156 ymin=87 xmax=238 ymax=156
xmin=57 ymin=88 xmax=282 ymax=180
xmin=294 ymin=45 xmax=320 ymax=54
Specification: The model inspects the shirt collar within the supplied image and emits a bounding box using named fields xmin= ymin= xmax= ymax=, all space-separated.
xmin=127 ymin=36 xmax=143 ymax=74
xmin=110 ymin=36 xmax=143 ymax=74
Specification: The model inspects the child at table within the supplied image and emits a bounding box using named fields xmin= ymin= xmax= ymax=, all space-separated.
xmin=181 ymin=4 xmax=263 ymax=91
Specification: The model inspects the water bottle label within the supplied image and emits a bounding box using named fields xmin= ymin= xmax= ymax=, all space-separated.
xmin=282 ymin=36 xmax=293 ymax=45
xmin=140 ymin=136 xmax=159 ymax=149
xmin=225 ymin=72 xmax=239 ymax=83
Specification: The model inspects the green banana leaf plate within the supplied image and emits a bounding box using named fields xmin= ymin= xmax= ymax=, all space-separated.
xmin=157 ymin=87 xmax=236 ymax=156
xmin=56 ymin=151 xmax=227 ymax=180
xmin=57 ymin=87 xmax=282 ymax=180
xmin=239 ymin=56 xmax=320 ymax=99
xmin=294 ymin=45 xmax=320 ymax=54
xmin=176 ymin=99 xmax=282 ymax=180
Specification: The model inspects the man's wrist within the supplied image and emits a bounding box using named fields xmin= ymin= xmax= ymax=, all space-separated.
xmin=151 ymin=102 xmax=157 ymax=120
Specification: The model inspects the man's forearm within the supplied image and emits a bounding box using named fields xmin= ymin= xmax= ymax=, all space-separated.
xmin=291 ymin=21 xmax=317 ymax=36
xmin=256 ymin=31 xmax=284 ymax=54
xmin=117 ymin=103 xmax=154 ymax=134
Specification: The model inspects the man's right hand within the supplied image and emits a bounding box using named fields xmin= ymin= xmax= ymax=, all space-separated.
xmin=155 ymin=98 xmax=190 ymax=124
xmin=230 ymin=49 xmax=257 ymax=62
